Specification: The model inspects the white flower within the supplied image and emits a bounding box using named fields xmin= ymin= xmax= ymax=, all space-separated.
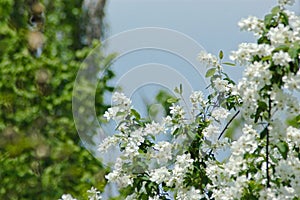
xmin=272 ymin=51 xmax=292 ymax=66
xmin=103 ymin=107 xmax=119 ymax=121
xmin=259 ymin=188 xmax=280 ymax=200
xmin=211 ymin=107 xmax=230 ymax=121
xmin=176 ymin=187 xmax=203 ymax=200
xmin=278 ymin=0 xmax=295 ymax=6
xmin=190 ymin=90 xmax=205 ymax=106
xmin=268 ymin=119 xmax=286 ymax=142
xmin=243 ymin=61 xmax=272 ymax=88
xmin=87 ymin=187 xmax=102 ymax=200
xmin=170 ymin=104 xmax=185 ymax=119
xmin=167 ymin=154 xmax=194 ymax=187
xmin=152 ymin=141 xmax=173 ymax=164
xmin=125 ymin=193 xmax=138 ymax=200
xmin=231 ymin=124 xmax=259 ymax=156
xmin=285 ymin=10 xmax=300 ymax=29
xmin=59 ymin=194 xmax=77 ymax=200
xmin=283 ymin=70 xmax=300 ymax=91
xmin=149 ymin=167 xmax=170 ymax=184
xmin=112 ymin=92 xmax=131 ymax=106
xmin=98 ymin=136 xmax=119 ymax=152
xmin=162 ymin=115 xmax=173 ymax=126
xmin=213 ymin=78 xmax=229 ymax=92
xmin=286 ymin=126 xmax=300 ymax=147
xmin=144 ymin=121 xmax=164 ymax=135
xmin=148 ymin=196 xmax=160 ymax=200
xmin=198 ymin=51 xmax=220 ymax=67
xmin=203 ymin=124 xmax=219 ymax=141
xmin=124 ymin=137 xmax=143 ymax=158
xmin=238 ymin=16 xmax=264 ymax=36
xmin=268 ymin=24 xmax=293 ymax=46
xmin=270 ymin=86 xmax=287 ymax=110
xmin=106 ymin=172 xmax=133 ymax=188
xmin=230 ymin=43 xmax=274 ymax=65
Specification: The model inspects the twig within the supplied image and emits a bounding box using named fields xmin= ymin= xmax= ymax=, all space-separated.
xmin=266 ymin=97 xmax=272 ymax=188
xmin=208 ymin=110 xmax=240 ymax=156
xmin=218 ymin=110 xmax=240 ymax=140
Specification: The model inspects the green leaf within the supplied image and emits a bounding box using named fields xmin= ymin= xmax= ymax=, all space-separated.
xmin=174 ymin=87 xmax=180 ymax=94
xmin=261 ymin=56 xmax=271 ymax=61
xmin=258 ymin=36 xmax=270 ymax=44
xmin=274 ymin=45 xmax=289 ymax=52
xmin=279 ymin=12 xmax=289 ymax=26
xmin=131 ymin=109 xmax=141 ymax=120
xmin=222 ymin=62 xmax=236 ymax=66
xmin=179 ymin=83 xmax=183 ymax=94
xmin=172 ymin=127 xmax=182 ymax=136
xmin=288 ymin=45 xmax=300 ymax=59
xmin=205 ymin=68 xmax=216 ymax=77
xmin=167 ymin=97 xmax=179 ymax=104
xmin=260 ymin=127 xmax=268 ymax=139
xmin=219 ymin=50 xmax=223 ymax=60
xmin=276 ymin=141 xmax=289 ymax=159
xmin=264 ymin=14 xmax=274 ymax=27
xmin=271 ymin=6 xmax=281 ymax=14
xmin=286 ymin=114 xmax=300 ymax=128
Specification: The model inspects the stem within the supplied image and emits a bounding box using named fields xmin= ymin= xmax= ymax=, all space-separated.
xmin=266 ymin=97 xmax=272 ymax=188
xmin=217 ymin=110 xmax=240 ymax=140
xmin=179 ymin=93 xmax=193 ymax=120
xmin=266 ymin=125 xmax=270 ymax=188
xmin=208 ymin=110 xmax=240 ymax=156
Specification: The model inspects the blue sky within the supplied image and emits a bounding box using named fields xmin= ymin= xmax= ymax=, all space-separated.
xmin=102 ymin=0 xmax=299 ymax=112
xmin=105 ymin=0 xmax=299 ymax=75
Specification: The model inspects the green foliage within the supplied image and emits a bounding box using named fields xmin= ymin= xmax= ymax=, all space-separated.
xmin=0 ymin=0 xmax=113 ymax=199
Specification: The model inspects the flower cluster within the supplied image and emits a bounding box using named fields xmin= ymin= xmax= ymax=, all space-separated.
xmin=60 ymin=187 xmax=102 ymax=200
xmin=97 ymin=48 xmax=242 ymax=199
xmin=205 ymin=1 xmax=300 ymax=199
xmin=98 ymin=93 xmax=230 ymax=198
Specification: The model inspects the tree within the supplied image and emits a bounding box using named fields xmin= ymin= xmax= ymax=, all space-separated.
xmin=0 ymin=0 xmax=113 ymax=199
xmin=97 ymin=1 xmax=300 ymax=199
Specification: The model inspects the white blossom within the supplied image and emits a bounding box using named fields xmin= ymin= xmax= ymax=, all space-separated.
xmin=230 ymin=43 xmax=274 ymax=65
xmin=151 ymin=141 xmax=173 ymax=164
xmin=149 ymin=167 xmax=170 ymax=184
xmin=238 ymin=16 xmax=264 ymax=36
xmin=198 ymin=51 xmax=220 ymax=67
xmin=98 ymin=135 xmax=119 ymax=152
xmin=283 ymin=70 xmax=300 ymax=91
xmin=59 ymin=194 xmax=77 ymax=200
xmin=167 ymin=154 xmax=194 ymax=187
xmin=286 ymin=126 xmax=300 ymax=147
xmin=176 ymin=187 xmax=203 ymax=200
xmin=190 ymin=90 xmax=206 ymax=106
xmin=170 ymin=104 xmax=185 ymax=120
xmin=203 ymin=124 xmax=219 ymax=142
xmin=278 ymin=0 xmax=295 ymax=6
xmin=87 ymin=187 xmax=102 ymax=200
xmin=211 ymin=107 xmax=230 ymax=121
xmin=272 ymin=51 xmax=292 ymax=66
xmin=213 ymin=77 xmax=229 ymax=92
xmin=103 ymin=107 xmax=119 ymax=121
xmin=144 ymin=121 xmax=164 ymax=136
xmin=268 ymin=24 xmax=293 ymax=46
xmin=112 ymin=92 xmax=132 ymax=106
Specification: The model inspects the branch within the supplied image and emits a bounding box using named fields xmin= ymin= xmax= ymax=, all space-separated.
xmin=208 ymin=110 xmax=240 ymax=156
xmin=218 ymin=110 xmax=240 ymax=140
